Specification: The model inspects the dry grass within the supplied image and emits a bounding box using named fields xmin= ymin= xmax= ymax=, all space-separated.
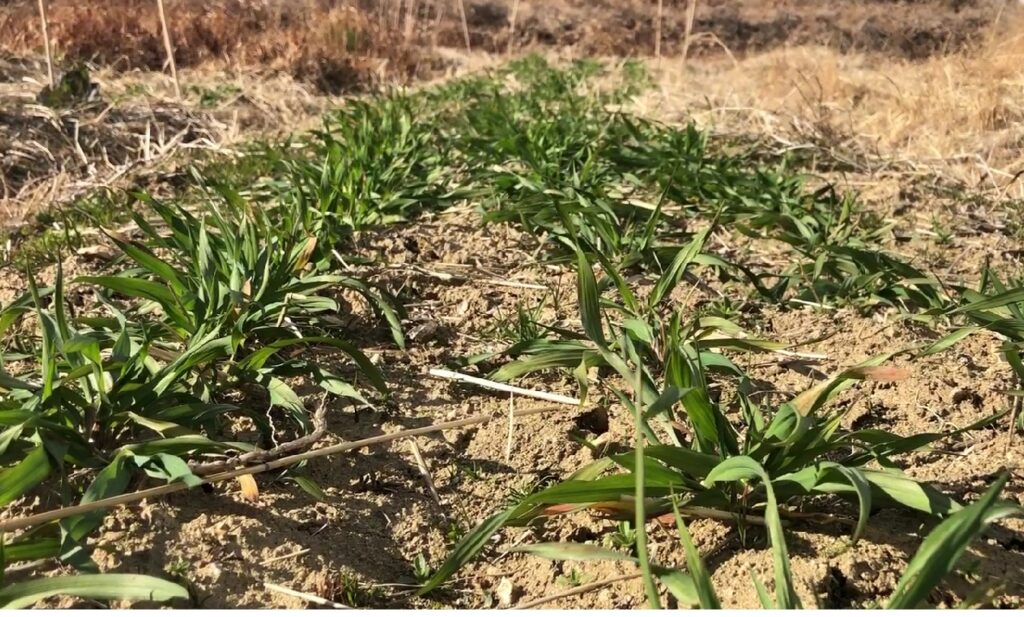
xmin=637 ymin=14 xmax=1024 ymax=198
xmin=0 ymin=0 xmax=450 ymax=93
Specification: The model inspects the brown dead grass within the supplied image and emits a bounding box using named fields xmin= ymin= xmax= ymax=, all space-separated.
xmin=637 ymin=13 xmax=1024 ymax=198
xmin=0 ymin=0 xmax=450 ymax=93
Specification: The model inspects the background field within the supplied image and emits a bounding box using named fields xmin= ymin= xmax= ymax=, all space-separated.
xmin=1 ymin=0 xmax=1023 ymax=609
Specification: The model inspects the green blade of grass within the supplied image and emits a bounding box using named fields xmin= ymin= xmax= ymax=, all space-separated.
xmin=887 ymin=474 xmax=1020 ymax=608
xmin=829 ymin=465 xmax=872 ymax=544
xmin=0 ymin=445 xmax=52 ymax=507
xmin=705 ymin=456 xmax=801 ymax=609
xmin=417 ymin=506 xmax=523 ymax=595
xmin=670 ymin=497 xmax=721 ymax=608
xmin=751 ymin=569 xmax=774 ymax=609
xmin=575 ymin=250 xmax=607 ymax=349
xmin=632 ymin=352 xmax=661 ymax=609
xmin=0 ymin=573 xmax=189 ymax=609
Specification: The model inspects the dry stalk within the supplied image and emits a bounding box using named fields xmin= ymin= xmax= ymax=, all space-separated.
xmin=505 ymin=393 xmax=515 ymax=462
xmin=408 ymin=438 xmax=442 ymax=504
xmin=506 ymin=0 xmax=521 ymax=56
xmin=403 ymin=0 xmax=419 ymax=42
xmin=260 ymin=547 xmax=310 ymax=566
xmin=682 ymin=0 xmax=697 ymax=64
xmin=264 ymin=582 xmax=350 ymax=609
xmin=155 ymin=0 xmax=182 ymax=98
xmin=0 ymin=404 xmax=565 ymax=534
xmin=514 ymin=573 xmax=640 ymax=609
xmin=410 ymin=265 xmax=547 ymax=291
xmin=654 ymin=0 xmax=663 ymax=59
xmin=456 ymin=0 xmax=471 ymax=51
xmin=188 ymin=394 xmax=328 ymax=475
xmin=37 ymin=0 xmax=54 ymax=88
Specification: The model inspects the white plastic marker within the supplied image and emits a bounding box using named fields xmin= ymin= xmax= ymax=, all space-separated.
xmin=428 ymin=368 xmax=581 ymax=406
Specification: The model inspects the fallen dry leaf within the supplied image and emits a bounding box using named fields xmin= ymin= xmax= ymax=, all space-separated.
xmin=237 ymin=474 xmax=259 ymax=502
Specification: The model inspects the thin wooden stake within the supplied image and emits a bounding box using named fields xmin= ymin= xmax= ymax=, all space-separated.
xmin=408 ymin=438 xmax=442 ymax=505
xmin=259 ymin=547 xmax=310 ymax=567
xmin=37 ymin=0 xmax=54 ymax=88
xmin=515 ymin=573 xmax=640 ymax=609
xmin=429 ymin=368 xmax=580 ymax=406
xmin=155 ymin=0 xmax=181 ymax=98
xmin=682 ymin=0 xmax=697 ymax=64
xmin=506 ymin=0 xmax=521 ymax=56
xmin=505 ymin=393 xmax=515 ymax=463
xmin=456 ymin=0 xmax=471 ymax=51
xmin=654 ymin=0 xmax=664 ymax=59
xmin=403 ymin=0 xmax=418 ymax=42
xmin=0 ymin=405 xmax=564 ymax=534
xmin=264 ymin=582 xmax=351 ymax=609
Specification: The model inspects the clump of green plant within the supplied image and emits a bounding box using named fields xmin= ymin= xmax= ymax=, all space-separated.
xmin=187 ymin=83 xmax=243 ymax=108
xmin=37 ymin=64 xmax=98 ymax=108
xmin=0 ymin=178 xmax=403 ymax=571
xmin=287 ymin=93 xmax=462 ymax=231
xmin=411 ymin=553 xmax=434 ymax=585
xmin=429 ymin=57 xmax=951 ymax=314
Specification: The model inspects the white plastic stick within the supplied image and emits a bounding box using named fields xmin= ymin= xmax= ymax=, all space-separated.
xmin=429 ymin=368 xmax=580 ymax=405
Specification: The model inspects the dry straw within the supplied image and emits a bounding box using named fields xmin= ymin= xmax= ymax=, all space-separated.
xmin=456 ymin=0 xmax=471 ymax=51
xmin=155 ymin=0 xmax=181 ymax=98
xmin=36 ymin=0 xmax=54 ymax=88
xmin=682 ymin=0 xmax=697 ymax=63
xmin=506 ymin=0 xmax=521 ymax=56
xmin=654 ymin=0 xmax=663 ymax=59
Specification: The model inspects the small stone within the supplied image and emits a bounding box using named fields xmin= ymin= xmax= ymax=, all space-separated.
xmin=409 ymin=321 xmax=439 ymax=343
xmin=495 ymin=577 xmax=519 ymax=607
xmin=197 ymin=562 xmax=223 ymax=583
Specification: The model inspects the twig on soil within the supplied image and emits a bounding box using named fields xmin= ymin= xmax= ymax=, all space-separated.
xmin=661 ymin=505 xmax=769 ymax=527
xmin=773 ymin=349 xmax=830 ymax=361
xmin=408 ymin=438 xmax=442 ymax=505
xmin=188 ymin=394 xmax=328 ymax=475
xmin=513 ymin=573 xmax=640 ymax=609
xmin=398 ymin=264 xmax=547 ymax=291
xmin=0 ymin=404 xmax=566 ymax=534
xmin=776 ymin=508 xmax=855 ymax=526
xmin=429 ymin=368 xmax=581 ymax=406
xmin=259 ymin=548 xmax=310 ymax=567
xmin=264 ymin=582 xmax=350 ymax=609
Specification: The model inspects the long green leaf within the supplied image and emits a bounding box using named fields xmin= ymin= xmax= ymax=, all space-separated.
xmin=671 ymin=498 xmax=720 ymax=608
xmin=705 ymin=456 xmax=800 ymax=609
xmin=575 ymin=250 xmax=606 ymax=348
xmin=0 ymin=574 xmax=189 ymax=609
xmin=0 ymin=445 xmax=52 ymax=507
xmin=887 ymin=474 xmax=1019 ymax=608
